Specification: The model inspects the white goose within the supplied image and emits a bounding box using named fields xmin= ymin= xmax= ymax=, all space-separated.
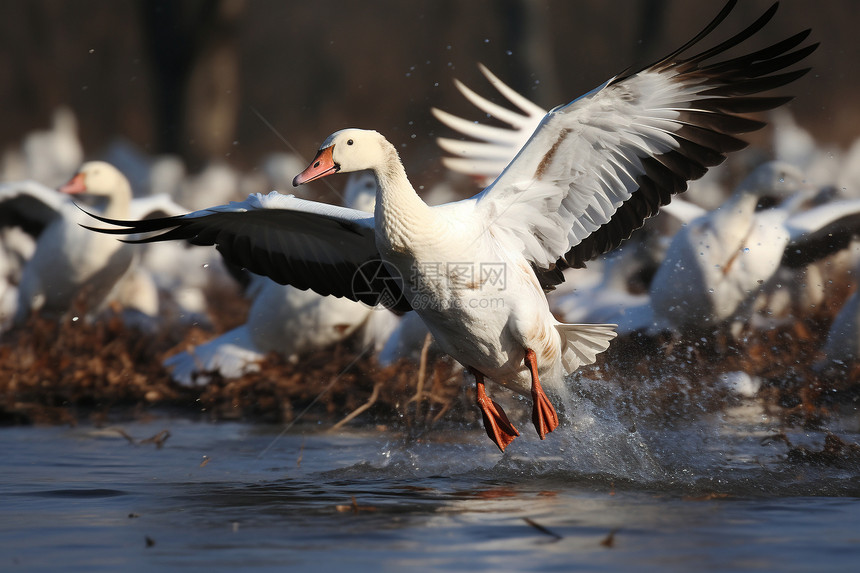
xmin=87 ymin=1 xmax=817 ymax=451
xmin=2 ymin=161 xmax=184 ymax=325
xmin=651 ymin=161 xmax=860 ymax=335
xmin=649 ymin=161 xmax=809 ymax=332
xmin=8 ymin=162 xmax=136 ymax=323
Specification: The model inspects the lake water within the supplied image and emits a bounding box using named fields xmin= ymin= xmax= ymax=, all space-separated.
xmin=2 ymin=400 xmax=860 ymax=572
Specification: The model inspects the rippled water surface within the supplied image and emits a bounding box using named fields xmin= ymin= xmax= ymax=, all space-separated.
xmin=2 ymin=408 xmax=860 ymax=572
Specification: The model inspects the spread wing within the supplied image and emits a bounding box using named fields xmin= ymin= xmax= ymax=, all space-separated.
xmin=433 ymin=64 xmax=546 ymax=187
xmin=84 ymin=191 xmax=412 ymax=313
xmin=464 ymin=1 xmax=817 ymax=281
xmin=0 ymin=180 xmax=67 ymax=236
xmin=781 ymin=199 xmax=860 ymax=268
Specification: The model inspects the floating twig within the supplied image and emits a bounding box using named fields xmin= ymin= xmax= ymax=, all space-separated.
xmin=139 ymin=430 xmax=170 ymax=448
xmin=523 ymin=517 xmax=562 ymax=540
xmin=335 ymin=496 xmax=377 ymax=514
xmin=600 ymin=528 xmax=619 ymax=548
xmin=296 ymin=436 xmax=306 ymax=468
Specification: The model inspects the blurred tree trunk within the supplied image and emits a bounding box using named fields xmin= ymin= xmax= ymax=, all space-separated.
xmin=634 ymin=0 xmax=667 ymax=65
xmin=141 ymin=0 xmax=245 ymax=170
xmin=499 ymin=0 xmax=561 ymax=106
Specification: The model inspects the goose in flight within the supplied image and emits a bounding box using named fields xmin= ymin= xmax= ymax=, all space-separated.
xmin=86 ymin=1 xmax=816 ymax=451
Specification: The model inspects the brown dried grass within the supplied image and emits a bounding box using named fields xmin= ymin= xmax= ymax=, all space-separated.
xmin=1 ymin=290 xmax=859 ymax=435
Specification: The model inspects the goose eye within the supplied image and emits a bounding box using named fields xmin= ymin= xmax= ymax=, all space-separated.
xmin=347 ymin=139 xmax=354 ymax=146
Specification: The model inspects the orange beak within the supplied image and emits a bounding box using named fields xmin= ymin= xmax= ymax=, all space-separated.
xmin=59 ymin=172 xmax=87 ymax=195
xmin=293 ymin=146 xmax=338 ymax=186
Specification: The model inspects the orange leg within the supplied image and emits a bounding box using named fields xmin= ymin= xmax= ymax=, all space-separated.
xmin=525 ymin=348 xmax=559 ymax=439
xmin=470 ymin=368 xmax=519 ymax=452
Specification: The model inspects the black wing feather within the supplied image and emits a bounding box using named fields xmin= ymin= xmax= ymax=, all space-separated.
xmin=84 ymin=208 xmax=413 ymax=313
xmin=559 ymin=0 xmax=816 ymax=274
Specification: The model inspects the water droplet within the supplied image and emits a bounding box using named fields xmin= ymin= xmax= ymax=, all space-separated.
xmin=743 ymin=247 xmax=750 ymax=253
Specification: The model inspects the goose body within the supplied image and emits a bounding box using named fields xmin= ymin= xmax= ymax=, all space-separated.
xmin=87 ymin=1 xmax=817 ymax=450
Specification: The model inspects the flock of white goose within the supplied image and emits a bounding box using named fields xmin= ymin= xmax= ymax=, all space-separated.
xmin=1 ymin=1 xmax=858 ymax=449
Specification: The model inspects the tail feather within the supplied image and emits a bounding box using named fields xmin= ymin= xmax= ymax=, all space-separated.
xmin=556 ymin=322 xmax=617 ymax=372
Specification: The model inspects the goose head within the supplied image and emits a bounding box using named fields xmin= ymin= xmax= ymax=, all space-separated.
xmin=293 ymin=129 xmax=390 ymax=186
xmin=60 ymin=161 xmax=133 ymax=217
xmin=734 ymin=160 xmax=809 ymax=210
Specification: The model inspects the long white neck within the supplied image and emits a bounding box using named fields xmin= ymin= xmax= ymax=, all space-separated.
xmin=372 ymin=141 xmax=434 ymax=251
xmin=89 ymin=176 xmax=133 ymax=220
xmin=711 ymin=190 xmax=759 ymax=229
xmin=104 ymin=188 xmax=132 ymax=220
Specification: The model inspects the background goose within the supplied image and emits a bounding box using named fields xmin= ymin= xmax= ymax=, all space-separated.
xmin=1 ymin=107 xmax=84 ymax=188
xmin=9 ymin=162 xmax=136 ymax=324
xmin=650 ymin=161 xmax=860 ymax=337
xmin=816 ymin=263 xmax=860 ymax=371
xmin=1 ymin=161 xmax=187 ymax=327
xmin=87 ymin=1 xmax=816 ymax=451
xmin=649 ymin=161 xmax=810 ymax=333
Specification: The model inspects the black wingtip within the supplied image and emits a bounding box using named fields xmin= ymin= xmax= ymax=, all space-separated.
xmin=79 ymin=223 xmax=131 ymax=235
